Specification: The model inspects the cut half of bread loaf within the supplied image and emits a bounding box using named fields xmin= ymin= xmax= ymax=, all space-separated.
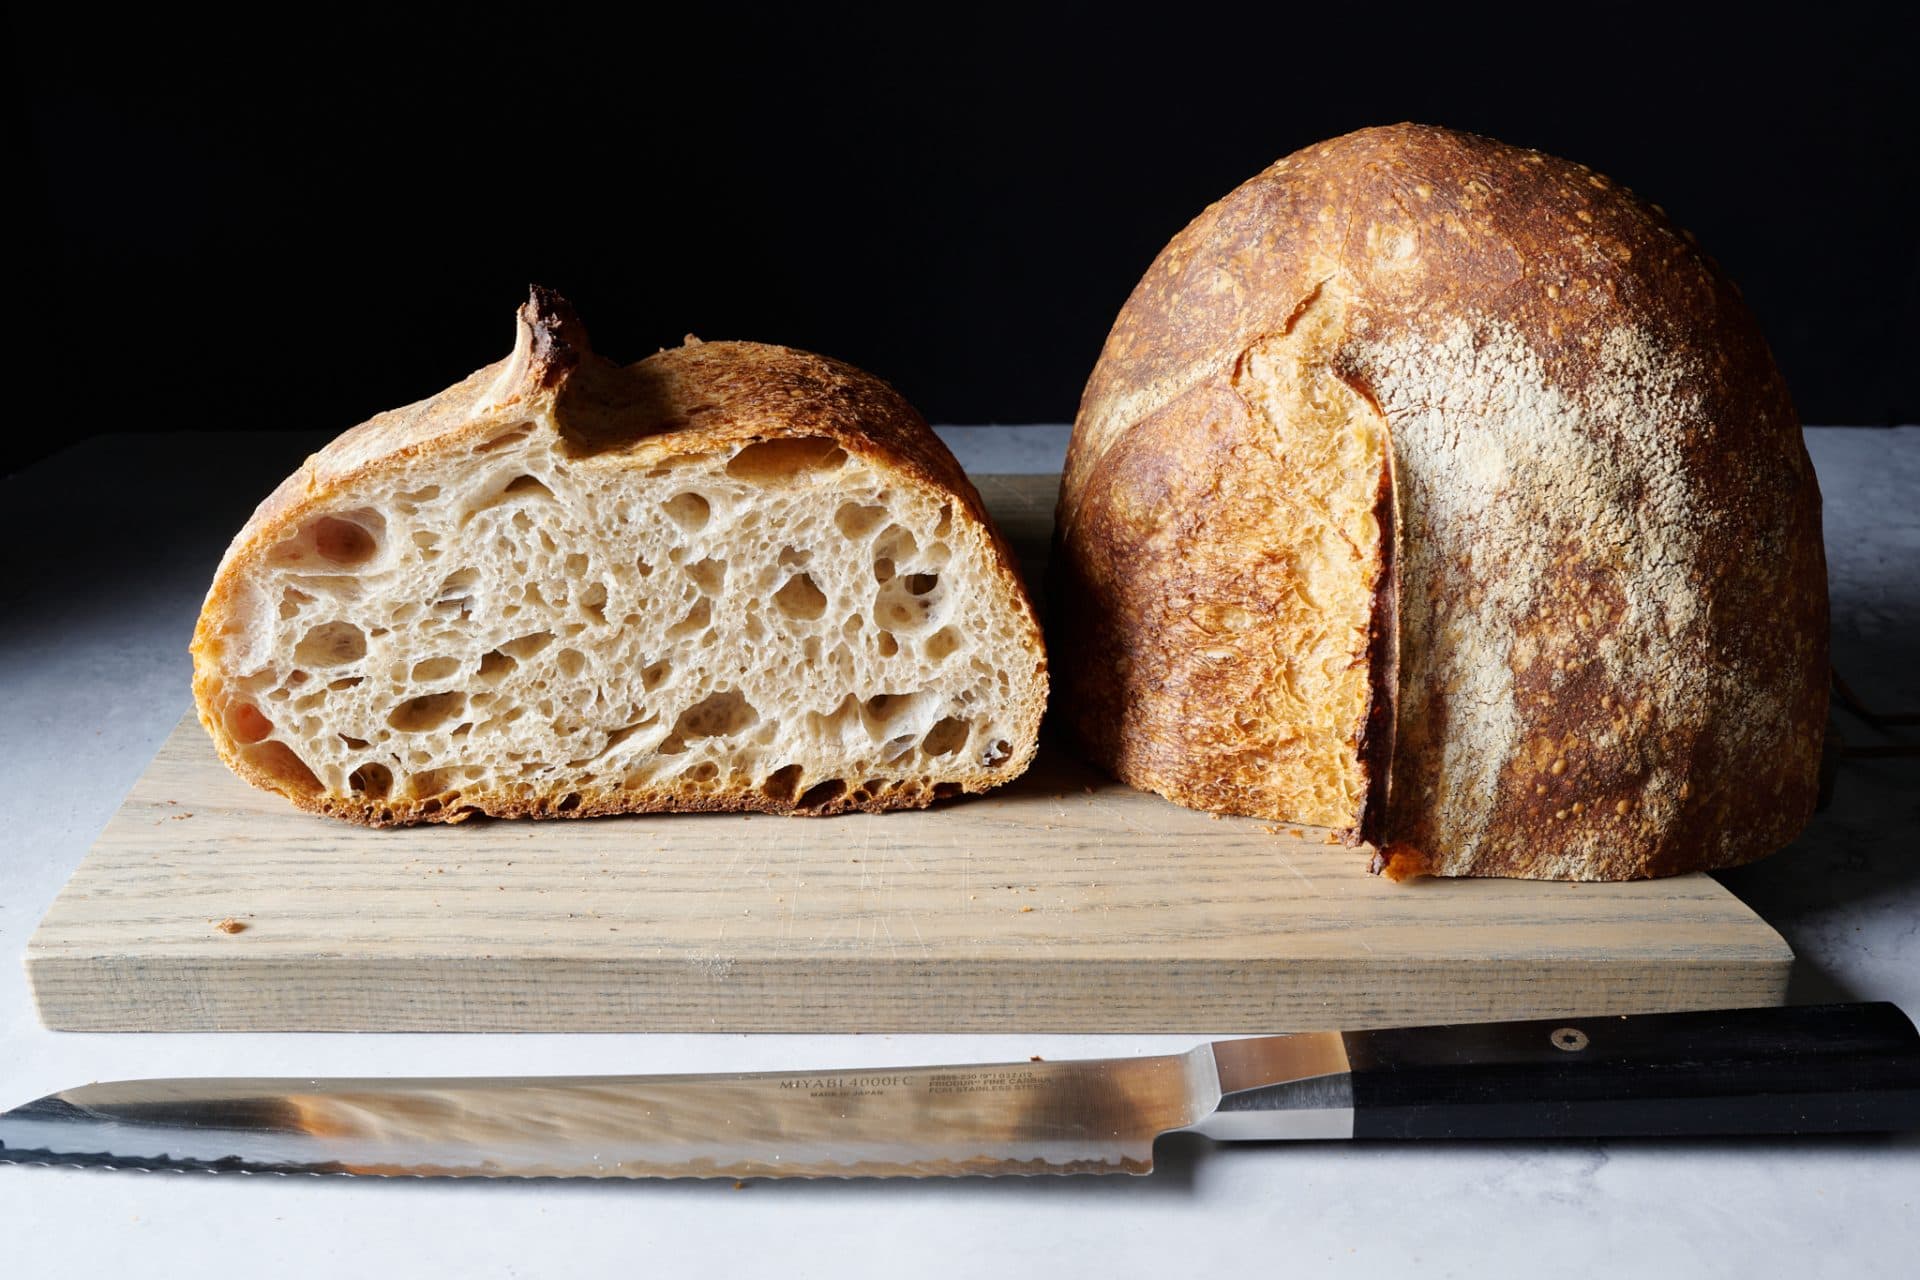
xmin=1055 ymin=124 xmax=1827 ymax=881
xmin=191 ymin=290 xmax=1047 ymax=824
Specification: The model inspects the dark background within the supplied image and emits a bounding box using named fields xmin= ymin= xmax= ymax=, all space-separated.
xmin=10 ymin=3 xmax=1918 ymax=475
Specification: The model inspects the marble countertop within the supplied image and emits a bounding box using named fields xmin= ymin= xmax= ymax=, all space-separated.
xmin=2 ymin=426 xmax=1915 ymax=1277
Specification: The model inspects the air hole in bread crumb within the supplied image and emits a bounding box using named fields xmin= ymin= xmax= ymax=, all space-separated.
xmin=778 ymin=546 xmax=810 ymax=567
xmin=864 ymin=692 xmax=922 ymax=732
xmin=313 ymin=515 xmax=381 ymax=567
xmin=905 ymin=573 xmax=939 ymax=596
xmin=435 ymin=568 xmax=478 ymax=607
xmin=686 ymin=557 xmax=729 ymax=594
xmin=687 ymin=762 xmax=719 ymax=783
xmin=925 ymin=626 xmax=961 ymax=661
xmin=411 ymin=656 xmax=460 ymax=682
xmin=245 ymin=740 xmax=321 ymax=794
xmin=503 ymin=474 xmax=555 ymax=500
xmin=411 ymin=768 xmax=457 ymax=799
xmin=673 ymin=689 xmax=758 ymax=740
xmin=877 ymin=631 xmax=899 ymax=657
xmin=340 ymin=734 xmax=369 ymax=749
xmin=762 ymin=764 xmax=804 ymax=803
xmin=880 ymin=734 xmax=916 ymax=763
xmin=922 ymin=717 xmax=969 ymax=757
xmin=726 ymin=436 xmax=849 ymax=482
xmin=876 ymin=579 xmax=936 ymax=632
xmin=556 ymin=792 xmax=581 ymax=813
xmin=932 ymin=782 xmax=962 ymax=801
xmin=873 ymin=524 xmax=918 ymax=569
xmin=473 ymin=425 xmax=532 ymax=455
xmin=580 ymin=582 xmax=608 ymax=624
xmin=773 ymin=572 xmax=828 ymax=620
xmin=934 ymin=503 xmax=953 ymax=538
xmin=498 ymin=631 xmax=554 ymax=660
xmin=556 ymin=648 xmax=587 ymax=678
xmin=797 ymin=778 xmax=847 ymax=809
xmin=388 ymin=691 xmax=468 ymax=732
xmin=477 ymin=649 xmax=517 ymax=682
xmin=983 ymin=740 xmax=1013 ymax=768
xmin=668 ymin=598 xmax=712 ymax=639
xmin=663 ymin=492 xmax=711 ymax=532
xmin=598 ymin=718 xmax=657 ymax=755
xmin=643 ymin=659 xmax=672 ymax=692
xmin=227 ymin=702 xmax=275 ymax=744
xmin=834 ymin=502 xmax=886 ymax=540
xmin=293 ymin=574 xmax=366 ymax=600
xmin=350 ymin=762 xmax=393 ymax=798
xmin=873 ymin=558 xmax=895 ymax=583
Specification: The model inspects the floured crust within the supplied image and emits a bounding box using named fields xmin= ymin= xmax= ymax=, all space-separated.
xmin=191 ymin=291 xmax=1048 ymax=825
xmin=1057 ymin=124 xmax=1827 ymax=880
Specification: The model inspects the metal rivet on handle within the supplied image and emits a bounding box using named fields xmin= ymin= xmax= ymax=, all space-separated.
xmin=1550 ymin=1027 xmax=1590 ymax=1052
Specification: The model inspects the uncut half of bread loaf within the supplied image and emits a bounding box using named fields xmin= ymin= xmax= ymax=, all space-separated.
xmin=191 ymin=290 xmax=1047 ymax=824
xmin=1055 ymin=124 xmax=1827 ymax=881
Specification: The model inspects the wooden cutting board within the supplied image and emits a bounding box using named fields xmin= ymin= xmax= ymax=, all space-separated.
xmin=26 ymin=475 xmax=1791 ymax=1033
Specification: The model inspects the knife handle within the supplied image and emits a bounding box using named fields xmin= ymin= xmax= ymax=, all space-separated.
xmin=1342 ymin=1002 xmax=1920 ymax=1140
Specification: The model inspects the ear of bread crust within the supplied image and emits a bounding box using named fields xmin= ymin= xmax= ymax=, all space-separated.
xmin=1056 ymin=124 xmax=1826 ymax=882
xmin=192 ymin=291 xmax=1048 ymax=825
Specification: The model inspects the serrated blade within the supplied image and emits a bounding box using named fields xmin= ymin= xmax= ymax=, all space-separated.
xmin=0 ymin=1049 xmax=1231 ymax=1179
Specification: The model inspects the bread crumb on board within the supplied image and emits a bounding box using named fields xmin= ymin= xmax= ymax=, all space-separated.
xmin=213 ymin=917 xmax=247 ymax=934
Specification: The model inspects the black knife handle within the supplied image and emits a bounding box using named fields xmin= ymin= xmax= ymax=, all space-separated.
xmin=1343 ymin=1002 xmax=1920 ymax=1140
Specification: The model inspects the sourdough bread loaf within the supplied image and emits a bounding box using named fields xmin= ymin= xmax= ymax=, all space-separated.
xmin=192 ymin=289 xmax=1047 ymax=824
xmin=1055 ymin=124 xmax=1827 ymax=880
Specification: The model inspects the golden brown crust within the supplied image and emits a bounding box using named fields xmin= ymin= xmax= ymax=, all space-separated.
xmin=191 ymin=291 xmax=1048 ymax=824
xmin=232 ymin=767 xmax=974 ymax=828
xmin=1057 ymin=124 xmax=1827 ymax=880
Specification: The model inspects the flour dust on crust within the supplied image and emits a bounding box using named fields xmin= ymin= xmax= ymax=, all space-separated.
xmin=1057 ymin=124 xmax=1827 ymax=881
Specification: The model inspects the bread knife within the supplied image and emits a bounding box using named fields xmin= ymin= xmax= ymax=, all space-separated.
xmin=5 ymin=1003 xmax=1916 ymax=1179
